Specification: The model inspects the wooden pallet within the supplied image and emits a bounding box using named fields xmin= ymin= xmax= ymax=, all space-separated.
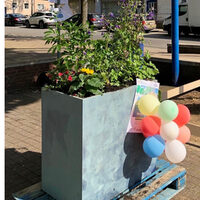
xmin=114 ymin=160 xmax=186 ymax=200
xmin=13 ymin=160 xmax=186 ymax=200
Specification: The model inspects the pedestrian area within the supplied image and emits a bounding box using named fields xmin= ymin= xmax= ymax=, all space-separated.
xmin=5 ymin=89 xmax=200 ymax=200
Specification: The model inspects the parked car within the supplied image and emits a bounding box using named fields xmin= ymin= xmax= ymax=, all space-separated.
xmin=163 ymin=0 xmax=200 ymax=36
xmin=65 ymin=13 xmax=105 ymax=29
xmin=25 ymin=11 xmax=56 ymax=28
xmin=5 ymin=13 xmax=27 ymax=26
xmin=143 ymin=13 xmax=156 ymax=33
xmin=105 ymin=13 xmax=156 ymax=33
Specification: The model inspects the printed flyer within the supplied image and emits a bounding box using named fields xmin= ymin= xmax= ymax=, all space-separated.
xmin=127 ymin=79 xmax=160 ymax=133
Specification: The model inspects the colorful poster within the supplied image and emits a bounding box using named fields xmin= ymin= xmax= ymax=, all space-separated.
xmin=127 ymin=79 xmax=160 ymax=133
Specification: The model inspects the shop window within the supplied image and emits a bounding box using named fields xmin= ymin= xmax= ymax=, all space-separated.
xmin=24 ymin=3 xmax=29 ymax=9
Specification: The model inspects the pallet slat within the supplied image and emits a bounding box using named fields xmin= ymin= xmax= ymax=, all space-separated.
xmin=113 ymin=160 xmax=171 ymax=200
xmin=120 ymin=165 xmax=186 ymax=200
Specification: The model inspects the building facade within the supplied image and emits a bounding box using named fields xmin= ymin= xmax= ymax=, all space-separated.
xmin=5 ymin=0 xmax=157 ymax=18
xmin=5 ymin=0 xmax=55 ymax=16
xmin=5 ymin=0 xmax=97 ymax=16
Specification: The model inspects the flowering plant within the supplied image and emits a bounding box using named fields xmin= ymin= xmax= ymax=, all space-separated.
xmin=44 ymin=0 xmax=159 ymax=97
xmin=47 ymin=66 xmax=104 ymax=97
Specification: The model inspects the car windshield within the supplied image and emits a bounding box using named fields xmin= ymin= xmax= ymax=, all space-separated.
xmin=91 ymin=14 xmax=101 ymax=19
xmin=45 ymin=13 xmax=53 ymax=16
xmin=13 ymin=14 xmax=25 ymax=18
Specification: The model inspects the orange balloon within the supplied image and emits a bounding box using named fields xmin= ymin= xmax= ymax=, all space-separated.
xmin=177 ymin=125 xmax=191 ymax=144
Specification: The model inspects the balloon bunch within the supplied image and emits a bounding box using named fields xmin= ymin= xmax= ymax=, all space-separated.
xmin=136 ymin=94 xmax=191 ymax=163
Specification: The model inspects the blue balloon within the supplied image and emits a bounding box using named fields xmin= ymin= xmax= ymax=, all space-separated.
xmin=143 ymin=135 xmax=165 ymax=158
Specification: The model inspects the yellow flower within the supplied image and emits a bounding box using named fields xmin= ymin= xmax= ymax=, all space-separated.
xmin=80 ymin=68 xmax=94 ymax=75
xmin=80 ymin=68 xmax=87 ymax=72
xmin=85 ymin=68 xmax=90 ymax=74
xmin=89 ymin=69 xmax=94 ymax=75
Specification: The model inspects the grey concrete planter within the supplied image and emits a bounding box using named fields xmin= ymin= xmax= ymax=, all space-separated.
xmin=41 ymin=86 xmax=156 ymax=200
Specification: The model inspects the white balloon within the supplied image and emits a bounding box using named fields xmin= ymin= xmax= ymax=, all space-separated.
xmin=165 ymin=140 xmax=186 ymax=163
xmin=160 ymin=121 xmax=179 ymax=141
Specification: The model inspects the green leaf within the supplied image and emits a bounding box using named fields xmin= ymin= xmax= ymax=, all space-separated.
xmin=69 ymin=81 xmax=83 ymax=93
xmin=79 ymin=73 xmax=85 ymax=82
xmin=86 ymin=78 xmax=103 ymax=88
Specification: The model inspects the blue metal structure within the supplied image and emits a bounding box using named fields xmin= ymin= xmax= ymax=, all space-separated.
xmin=172 ymin=0 xmax=179 ymax=85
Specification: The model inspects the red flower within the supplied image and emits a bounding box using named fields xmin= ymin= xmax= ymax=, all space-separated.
xmin=65 ymin=71 xmax=69 ymax=74
xmin=68 ymin=76 xmax=73 ymax=81
xmin=58 ymin=72 xmax=63 ymax=77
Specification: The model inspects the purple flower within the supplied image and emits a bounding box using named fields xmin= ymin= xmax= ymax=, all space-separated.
xmin=109 ymin=12 xmax=115 ymax=18
xmin=143 ymin=25 xmax=148 ymax=30
xmin=87 ymin=31 xmax=91 ymax=35
xmin=83 ymin=51 xmax=86 ymax=55
xmin=131 ymin=2 xmax=136 ymax=8
xmin=115 ymin=25 xmax=120 ymax=29
xmin=121 ymin=0 xmax=126 ymax=2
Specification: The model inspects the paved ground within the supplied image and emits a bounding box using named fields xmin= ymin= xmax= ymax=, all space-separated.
xmin=5 ymin=88 xmax=200 ymax=200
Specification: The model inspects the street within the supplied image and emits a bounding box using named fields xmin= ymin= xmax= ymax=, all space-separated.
xmin=5 ymin=26 xmax=200 ymax=68
xmin=5 ymin=26 xmax=200 ymax=49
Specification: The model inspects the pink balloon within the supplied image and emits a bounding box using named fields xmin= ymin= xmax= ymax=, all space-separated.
xmin=177 ymin=125 xmax=191 ymax=144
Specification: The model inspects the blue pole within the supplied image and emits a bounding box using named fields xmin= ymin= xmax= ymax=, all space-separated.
xmin=172 ymin=0 xmax=179 ymax=85
xmin=139 ymin=43 xmax=144 ymax=57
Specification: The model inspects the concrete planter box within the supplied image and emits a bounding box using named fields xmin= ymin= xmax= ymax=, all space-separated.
xmin=42 ymin=86 xmax=156 ymax=200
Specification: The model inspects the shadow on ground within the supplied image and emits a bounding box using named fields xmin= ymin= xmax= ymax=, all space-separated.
xmin=5 ymin=35 xmax=45 ymax=40
xmin=5 ymin=48 xmax=56 ymax=66
xmin=144 ymin=32 xmax=200 ymax=42
xmin=5 ymin=90 xmax=41 ymax=113
xmin=5 ymin=48 xmax=55 ymax=61
xmin=5 ymin=148 xmax=41 ymax=200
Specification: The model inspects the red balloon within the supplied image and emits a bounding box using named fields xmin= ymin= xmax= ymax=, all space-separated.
xmin=141 ymin=116 xmax=161 ymax=138
xmin=177 ymin=125 xmax=191 ymax=144
xmin=173 ymin=104 xmax=190 ymax=127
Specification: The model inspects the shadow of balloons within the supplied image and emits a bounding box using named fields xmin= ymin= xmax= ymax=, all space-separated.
xmin=123 ymin=133 xmax=154 ymax=189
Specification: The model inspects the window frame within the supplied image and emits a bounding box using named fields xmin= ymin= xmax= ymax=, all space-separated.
xmin=37 ymin=4 xmax=44 ymax=11
xmin=24 ymin=3 xmax=29 ymax=9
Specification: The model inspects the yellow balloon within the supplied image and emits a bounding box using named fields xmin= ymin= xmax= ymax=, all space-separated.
xmin=138 ymin=94 xmax=160 ymax=116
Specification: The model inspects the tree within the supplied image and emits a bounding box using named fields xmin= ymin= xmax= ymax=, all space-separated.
xmin=81 ymin=0 xmax=88 ymax=26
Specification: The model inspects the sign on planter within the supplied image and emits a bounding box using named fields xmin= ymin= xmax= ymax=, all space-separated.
xmin=127 ymin=79 xmax=160 ymax=133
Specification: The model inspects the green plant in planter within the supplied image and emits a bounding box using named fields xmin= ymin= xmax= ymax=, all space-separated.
xmin=93 ymin=0 xmax=159 ymax=86
xmin=44 ymin=0 xmax=159 ymax=97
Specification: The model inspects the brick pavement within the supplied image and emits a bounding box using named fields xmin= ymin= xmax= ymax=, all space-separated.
xmin=5 ymin=90 xmax=41 ymax=200
xmin=5 ymin=89 xmax=200 ymax=200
